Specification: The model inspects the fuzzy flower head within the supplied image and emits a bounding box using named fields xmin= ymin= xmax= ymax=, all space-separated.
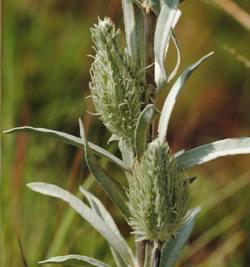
xmin=90 ymin=17 xmax=145 ymax=148
xmin=127 ymin=138 xmax=188 ymax=242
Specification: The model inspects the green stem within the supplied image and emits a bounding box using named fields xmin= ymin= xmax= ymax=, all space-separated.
xmin=136 ymin=6 xmax=157 ymax=267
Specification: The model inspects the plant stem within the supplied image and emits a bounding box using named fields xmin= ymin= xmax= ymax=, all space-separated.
xmin=136 ymin=6 xmax=157 ymax=267
xmin=136 ymin=240 xmax=146 ymax=267
xmin=152 ymin=244 xmax=161 ymax=267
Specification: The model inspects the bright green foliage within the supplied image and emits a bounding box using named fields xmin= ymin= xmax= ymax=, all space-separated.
xmin=128 ymin=138 xmax=188 ymax=242
xmin=90 ymin=17 xmax=145 ymax=149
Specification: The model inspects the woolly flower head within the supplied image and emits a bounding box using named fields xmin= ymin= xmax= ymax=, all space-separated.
xmin=127 ymin=138 xmax=188 ymax=242
xmin=90 ymin=17 xmax=145 ymax=148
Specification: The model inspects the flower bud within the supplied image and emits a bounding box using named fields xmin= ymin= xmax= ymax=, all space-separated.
xmin=127 ymin=138 xmax=188 ymax=241
xmin=90 ymin=18 xmax=144 ymax=148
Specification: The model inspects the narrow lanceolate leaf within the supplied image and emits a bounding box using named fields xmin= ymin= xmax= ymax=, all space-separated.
xmin=110 ymin=247 xmax=128 ymax=267
xmin=79 ymin=188 xmax=134 ymax=266
xmin=28 ymin=183 xmax=133 ymax=266
xmin=80 ymin=187 xmax=123 ymax=236
xmin=175 ymin=138 xmax=250 ymax=170
xmin=39 ymin=255 xmax=110 ymax=266
xmin=3 ymin=126 xmax=130 ymax=172
xmin=79 ymin=119 xmax=130 ymax=219
xmin=122 ymin=0 xmax=145 ymax=67
xmin=134 ymin=104 xmax=159 ymax=157
xmin=158 ymin=52 xmax=213 ymax=142
xmin=154 ymin=0 xmax=179 ymax=90
xmin=167 ymin=30 xmax=181 ymax=83
xmin=160 ymin=207 xmax=201 ymax=267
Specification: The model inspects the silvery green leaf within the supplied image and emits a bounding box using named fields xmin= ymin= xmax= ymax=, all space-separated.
xmin=110 ymin=247 xmax=128 ymax=267
xmin=122 ymin=0 xmax=145 ymax=67
xmin=175 ymin=138 xmax=250 ymax=170
xmin=158 ymin=52 xmax=213 ymax=142
xmin=167 ymin=30 xmax=181 ymax=83
xmin=79 ymin=189 xmax=133 ymax=267
xmin=79 ymin=119 xmax=130 ymax=219
xmin=79 ymin=187 xmax=122 ymax=236
xmin=3 ymin=126 xmax=130 ymax=173
xmin=39 ymin=254 xmax=110 ymax=266
xmin=28 ymin=183 xmax=133 ymax=266
xmin=118 ymin=139 xmax=134 ymax=168
xmin=160 ymin=207 xmax=201 ymax=267
xmin=154 ymin=0 xmax=179 ymax=90
xmin=134 ymin=104 xmax=159 ymax=157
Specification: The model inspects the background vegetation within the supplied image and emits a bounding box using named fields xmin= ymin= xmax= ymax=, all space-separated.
xmin=2 ymin=0 xmax=250 ymax=266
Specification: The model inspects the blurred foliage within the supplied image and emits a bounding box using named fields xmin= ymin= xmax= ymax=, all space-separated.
xmin=2 ymin=0 xmax=250 ymax=266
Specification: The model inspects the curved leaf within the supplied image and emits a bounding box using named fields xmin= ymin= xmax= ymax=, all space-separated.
xmin=158 ymin=52 xmax=213 ymax=142
xmin=154 ymin=0 xmax=179 ymax=90
xmin=175 ymin=137 xmax=250 ymax=169
xmin=134 ymin=104 xmax=159 ymax=157
xmin=3 ymin=126 xmax=131 ymax=172
xmin=28 ymin=183 xmax=133 ymax=266
xmin=160 ymin=207 xmax=201 ymax=267
xmin=79 ymin=119 xmax=130 ymax=219
xmin=167 ymin=30 xmax=181 ymax=83
xmin=39 ymin=254 xmax=110 ymax=267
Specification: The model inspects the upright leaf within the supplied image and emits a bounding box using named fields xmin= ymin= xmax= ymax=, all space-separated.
xmin=39 ymin=254 xmax=110 ymax=267
xmin=158 ymin=52 xmax=213 ymax=142
xmin=154 ymin=0 xmax=179 ymax=90
xmin=122 ymin=0 xmax=145 ymax=67
xmin=167 ymin=30 xmax=181 ymax=83
xmin=175 ymin=138 xmax=250 ymax=169
xmin=160 ymin=207 xmax=201 ymax=267
xmin=134 ymin=104 xmax=159 ymax=157
xmin=79 ymin=119 xmax=130 ymax=219
xmin=28 ymin=183 xmax=134 ymax=266
xmin=3 ymin=126 xmax=130 ymax=172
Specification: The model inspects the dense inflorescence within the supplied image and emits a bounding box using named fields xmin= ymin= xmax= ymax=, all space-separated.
xmin=128 ymin=138 xmax=188 ymax=242
xmin=90 ymin=18 xmax=145 ymax=149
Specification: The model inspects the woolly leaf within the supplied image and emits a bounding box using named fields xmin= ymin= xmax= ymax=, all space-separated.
xmin=175 ymin=138 xmax=250 ymax=169
xmin=79 ymin=188 xmax=132 ymax=267
xmin=160 ymin=207 xmax=201 ymax=267
xmin=154 ymin=0 xmax=179 ymax=90
xmin=158 ymin=52 xmax=213 ymax=142
xmin=122 ymin=0 xmax=145 ymax=67
xmin=39 ymin=254 xmax=110 ymax=266
xmin=134 ymin=104 xmax=159 ymax=157
xmin=3 ymin=126 xmax=130 ymax=172
xmin=110 ymin=247 xmax=128 ymax=267
xmin=79 ymin=119 xmax=130 ymax=219
xmin=167 ymin=30 xmax=181 ymax=83
xmin=28 ymin=183 xmax=133 ymax=266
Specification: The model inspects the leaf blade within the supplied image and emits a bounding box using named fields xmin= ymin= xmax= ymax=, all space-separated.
xmin=79 ymin=119 xmax=130 ymax=219
xmin=175 ymin=138 xmax=250 ymax=169
xmin=158 ymin=52 xmax=213 ymax=142
xmin=39 ymin=254 xmax=110 ymax=267
xmin=28 ymin=183 xmax=133 ymax=266
xmin=160 ymin=207 xmax=201 ymax=267
xmin=154 ymin=1 xmax=179 ymax=89
xmin=3 ymin=126 xmax=130 ymax=172
xmin=122 ymin=0 xmax=145 ymax=67
xmin=134 ymin=104 xmax=159 ymax=157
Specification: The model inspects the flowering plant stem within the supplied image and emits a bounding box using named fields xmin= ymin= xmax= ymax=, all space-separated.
xmin=136 ymin=7 xmax=157 ymax=267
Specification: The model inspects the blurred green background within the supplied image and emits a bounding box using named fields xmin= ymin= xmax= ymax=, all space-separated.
xmin=2 ymin=0 xmax=250 ymax=266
